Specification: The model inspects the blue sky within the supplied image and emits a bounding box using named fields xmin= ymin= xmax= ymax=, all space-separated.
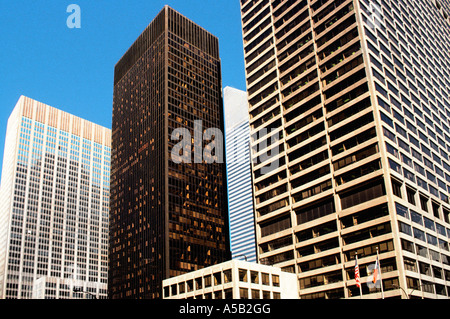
xmin=0 ymin=0 xmax=246 ymax=177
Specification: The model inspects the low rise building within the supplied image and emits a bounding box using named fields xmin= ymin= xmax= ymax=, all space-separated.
xmin=163 ymin=259 xmax=299 ymax=299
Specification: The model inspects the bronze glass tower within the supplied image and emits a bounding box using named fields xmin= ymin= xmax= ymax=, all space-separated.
xmin=109 ymin=6 xmax=230 ymax=299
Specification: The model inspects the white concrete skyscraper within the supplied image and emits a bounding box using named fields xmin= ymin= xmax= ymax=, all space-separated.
xmin=0 ymin=96 xmax=111 ymax=299
xmin=240 ymin=0 xmax=450 ymax=299
xmin=224 ymin=86 xmax=257 ymax=263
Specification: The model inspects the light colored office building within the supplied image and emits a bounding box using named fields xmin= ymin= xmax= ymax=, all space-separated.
xmin=224 ymin=86 xmax=257 ymax=263
xmin=0 ymin=96 xmax=111 ymax=299
xmin=240 ymin=0 xmax=450 ymax=299
xmin=162 ymin=259 xmax=299 ymax=299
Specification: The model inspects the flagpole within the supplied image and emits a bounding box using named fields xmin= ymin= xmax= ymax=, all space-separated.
xmin=376 ymin=247 xmax=384 ymax=299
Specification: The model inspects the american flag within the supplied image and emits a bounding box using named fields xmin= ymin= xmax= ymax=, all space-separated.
xmin=355 ymin=256 xmax=361 ymax=288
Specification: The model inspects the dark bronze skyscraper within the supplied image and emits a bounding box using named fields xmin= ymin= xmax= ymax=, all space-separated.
xmin=109 ymin=6 xmax=230 ymax=299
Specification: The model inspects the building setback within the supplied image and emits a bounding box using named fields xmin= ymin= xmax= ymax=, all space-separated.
xmin=110 ymin=6 xmax=231 ymax=299
xmin=0 ymin=96 xmax=110 ymax=299
xmin=224 ymin=86 xmax=257 ymax=263
xmin=240 ymin=0 xmax=450 ymax=299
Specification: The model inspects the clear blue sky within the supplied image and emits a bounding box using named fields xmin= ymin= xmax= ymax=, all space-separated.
xmin=0 ymin=0 xmax=246 ymax=178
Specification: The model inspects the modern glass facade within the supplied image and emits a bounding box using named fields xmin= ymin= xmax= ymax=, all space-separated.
xmin=240 ymin=0 xmax=450 ymax=298
xmin=224 ymin=86 xmax=257 ymax=263
xmin=0 ymin=96 xmax=110 ymax=299
xmin=110 ymin=6 xmax=230 ymax=299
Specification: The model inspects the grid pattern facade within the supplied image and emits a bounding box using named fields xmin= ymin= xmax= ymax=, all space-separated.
xmin=240 ymin=0 xmax=450 ymax=299
xmin=224 ymin=87 xmax=257 ymax=263
xmin=162 ymin=259 xmax=298 ymax=299
xmin=361 ymin=0 xmax=450 ymax=299
xmin=110 ymin=6 xmax=230 ymax=299
xmin=0 ymin=96 xmax=110 ymax=299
